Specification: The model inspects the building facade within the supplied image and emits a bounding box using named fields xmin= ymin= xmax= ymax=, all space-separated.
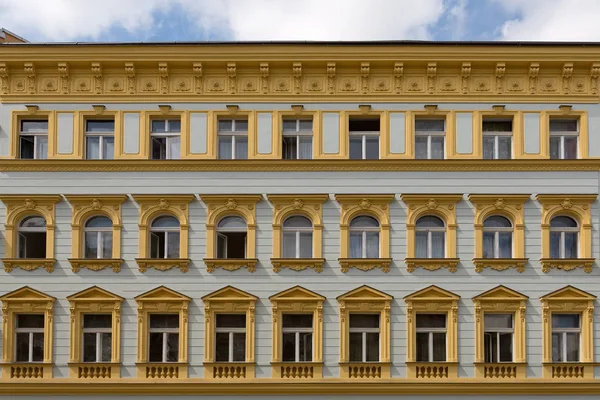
xmin=1 ymin=41 xmax=600 ymax=398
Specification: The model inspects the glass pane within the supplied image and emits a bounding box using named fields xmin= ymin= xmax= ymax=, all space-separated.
xmin=218 ymin=216 xmax=247 ymax=229
xmin=168 ymin=120 xmax=181 ymax=132
xmin=150 ymin=232 xmax=163 ymax=259
xmin=349 ymin=332 xmax=363 ymax=362
xmin=416 ymin=314 xmax=446 ymax=328
xmin=21 ymin=120 xmax=48 ymax=132
xmin=152 ymin=216 xmax=180 ymax=228
xmin=349 ymin=119 xmax=379 ymax=132
xmin=299 ymin=232 xmax=312 ymax=258
xmin=366 ymin=332 xmax=379 ymax=362
xmin=84 ymin=232 xmax=98 ymax=258
xmin=86 ymin=136 xmax=100 ymax=159
xmin=349 ymin=137 xmax=363 ymax=160
xmin=430 ymin=136 xmax=444 ymax=159
xmin=416 ymin=332 xmax=429 ymax=362
xmin=232 ymin=332 xmax=246 ymax=362
xmin=432 ymin=332 xmax=446 ymax=362
xmin=430 ymin=231 xmax=445 ymax=258
xmin=552 ymin=314 xmax=580 ymax=329
xmin=550 ymin=216 xmax=577 ymax=228
xmin=150 ymin=314 xmax=179 ymax=329
xmin=550 ymin=136 xmax=561 ymax=159
xmin=485 ymin=314 xmax=512 ymax=330
xmin=16 ymin=332 xmax=30 ymax=362
xmin=87 ymin=120 xmax=114 ymax=133
xmin=416 ymin=216 xmax=445 ymax=228
xmin=365 ymin=137 xmax=379 ymax=159
xmin=483 ymin=231 xmax=494 ymax=258
xmin=550 ymin=119 xmax=578 ymax=132
xmin=152 ymin=137 xmax=166 ymax=160
xmin=415 ymin=136 xmax=428 ymax=159
xmin=166 ymin=333 xmax=179 ymax=362
xmin=552 ymin=332 xmax=562 ymax=362
xmin=566 ymin=332 xmax=580 ymax=362
xmin=235 ymin=137 xmax=248 ymax=159
xmin=215 ymin=332 xmax=230 ymax=362
xmin=483 ymin=120 xmax=512 ymax=132
xmin=218 ymin=119 xmax=233 ymax=132
xmin=234 ymin=119 xmax=249 ymax=132
xmin=482 ymin=136 xmax=495 ymax=160
xmin=166 ymin=232 xmax=180 ymax=258
xmin=103 ymin=137 xmax=114 ymax=160
xmin=83 ymin=332 xmax=97 ymax=362
xmin=550 ymin=231 xmax=561 ymax=258
xmin=484 ymin=333 xmax=494 ymax=363
xmin=365 ymin=231 xmax=379 ymax=258
xmin=85 ymin=216 xmax=112 ymax=228
xmin=282 ymin=119 xmax=297 ymax=131
xmin=20 ymin=135 xmax=35 ymax=159
xmin=101 ymin=332 xmax=112 ymax=362
xmin=83 ymin=314 xmax=112 ymax=329
xmin=32 ymin=332 xmax=44 ymax=362
xmin=298 ymin=332 xmax=312 ymax=362
xmin=282 ymin=332 xmax=296 ymax=362
xmin=17 ymin=314 xmax=44 ymax=328
xmin=216 ymin=314 xmax=246 ymax=329
xmin=484 ymin=216 xmax=512 ymax=228
xmin=218 ymin=137 xmax=232 ymax=159
xmin=498 ymin=232 xmax=512 ymax=258
xmin=101 ymin=231 xmax=113 ymax=258
xmin=284 ymin=216 xmax=312 ymax=228
xmin=282 ymin=136 xmax=297 ymax=160
xmin=282 ymin=314 xmax=312 ymax=328
xmin=282 ymin=232 xmax=297 ymax=258
xmin=217 ymin=233 xmax=227 ymax=259
xmin=350 ymin=232 xmax=362 ymax=258
xmin=36 ymin=136 xmax=48 ymax=159
xmin=498 ymin=136 xmax=512 ymax=159
xmin=298 ymin=137 xmax=312 ymax=159
xmin=299 ymin=119 xmax=313 ymax=131
xmin=564 ymin=232 xmax=578 ymax=258
xmin=20 ymin=215 xmax=46 ymax=228
xmin=499 ymin=332 xmax=513 ymax=362
xmin=169 ymin=136 xmax=180 ymax=160
xmin=151 ymin=120 xmax=166 ymax=133
xmin=350 ymin=216 xmax=379 ymax=228
xmin=149 ymin=332 xmax=164 ymax=362
xmin=350 ymin=314 xmax=380 ymax=329
xmin=415 ymin=231 xmax=428 ymax=259
xmin=564 ymin=136 xmax=578 ymax=159
xmin=415 ymin=119 xmax=444 ymax=131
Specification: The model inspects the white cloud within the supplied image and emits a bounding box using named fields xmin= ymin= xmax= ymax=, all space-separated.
xmin=0 ymin=0 xmax=446 ymax=42
xmin=497 ymin=0 xmax=600 ymax=41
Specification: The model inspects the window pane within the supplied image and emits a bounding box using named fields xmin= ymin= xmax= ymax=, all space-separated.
xmin=151 ymin=120 xmax=166 ymax=133
xmin=483 ymin=231 xmax=494 ymax=258
xmin=282 ymin=332 xmax=296 ymax=362
xmin=83 ymin=332 xmax=97 ymax=362
xmin=432 ymin=332 xmax=446 ymax=362
xmin=83 ymin=314 xmax=112 ymax=329
xmin=299 ymin=119 xmax=313 ymax=131
xmin=169 ymin=136 xmax=180 ymax=160
xmin=483 ymin=120 xmax=512 ymax=132
xmin=365 ymin=231 xmax=379 ymax=258
xmin=216 ymin=314 xmax=246 ymax=328
xmin=564 ymin=232 xmax=578 ymax=259
xmin=86 ymin=136 xmax=100 ymax=159
xmin=282 ymin=119 xmax=297 ymax=131
xmin=484 ymin=333 xmax=494 ymax=363
xmin=235 ymin=120 xmax=249 ymax=132
xmin=101 ymin=332 xmax=112 ymax=362
xmin=150 ymin=232 xmax=163 ymax=258
xmin=416 ymin=314 xmax=446 ymax=328
xmin=498 ymin=232 xmax=512 ymax=258
xmin=415 ymin=136 xmax=428 ymax=159
xmin=350 ymin=314 xmax=380 ymax=328
xmin=349 ymin=137 xmax=363 ymax=160
xmin=298 ymin=332 xmax=312 ymax=362
xmin=150 ymin=314 xmax=179 ymax=329
xmin=550 ymin=119 xmax=578 ymax=132
xmin=350 ymin=232 xmax=362 ymax=258
xmin=499 ymin=332 xmax=513 ymax=362
xmin=365 ymin=137 xmax=379 ymax=159
xmin=564 ymin=136 xmax=578 ymax=159
xmin=20 ymin=136 xmax=35 ymax=159
xmin=149 ymin=332 xmax=164 ymax=362
xmin=166 ymin=232 xmax=180 ymax=258
xmin=215 ymin=332 xmax=230 ymax=362
xmin=350 ymin=216 xmax=379 ymax=228
xmin=36 ymin=136 xmax=48 ymax=159
xmin=84 ymin=232 xmax=99 ymax=258
xmin=232 ymin=332 xmax=246 ymax=362
xmin=498 ymin=136 xmax=512 ymax=159
xmin=284 ymin=216 xmax=312 ymax=228
xmin=21 ymin=120 xmax=48 ymax=132
xmin=566 ymin=332 xmax=580 ymax=362
xmin=416 ymin=332 xmax=429 ymax=362
xmin=552 ymin=314 xmax=579 ymax=329
xmin=218 ymin=119 xmax=233 ymax=132
xmin=299 ymin=232 xmax=312 ymax=258
xmin=101 ymin=231 xmax=113 ymax=258
xmin=282 ymin=314 xmax=312 ymax=328
xmin=366 ymin=332 xmax=380 ymax=362
xmin=484 ymin=216 xmax=512 ymax=228
xmin=550 ymin=136 xmax=561 ymax=159
xmin=416 ymin=216 xmax=445 ymax=228
xmin=415 ymin=119 xmax=444 ymax=131
xmin=32 ymin=332 xmax=44 ymax=362
xmin=550 ymin=231 xmax=560 ymax=258
xmin=87 ymin=120 xmax=114 ymax=133
xmin=218 ymin=137 xmax=232 ymax=159
xmin=482 ymin=136 xmax=495 ymax=160
xmin=430 ymin=136 xmax=444 ymax=159
xmin=17 ymin=314 xmax=44 ymax=328
xmin=282 ymin=231 xmax=297 ymax=258
xmin=430 ymin=231 xmax=445 ymax=258
xmin=552 ymin=332 xmax=562 ymax=362
xmin=152 ymin=216 xmax=180 ymax=228
xmin=217 ymin=216 xmax=247 ymax=229
xmin=235 ymin=137 xmax=248 ymax=159
xmin=550 ymin=216 xmax=577 ymax=228
xmin=166 ymin=333 xmax=179 ymax=362
xmin=485 ymin=314 xmax=512 ymax=330
xmin=282 ymin=136 xmax=297 ymax=160
xmin=103 ymin=137 xmax=114 ymax=160
xmin=168 ymin=120 xmax=181 ymax=132
xmin=152 ymin=137 xmax=166 ymax=160
xmin=16 ymin=332 xmax=30 ymax=362
xmin=415 ymin=231 xmax=428 ymax=259
xmin=349 ymin=332 xmax=363 ymax=362
xmin=298 ymin=137 xmax=312 ymax=159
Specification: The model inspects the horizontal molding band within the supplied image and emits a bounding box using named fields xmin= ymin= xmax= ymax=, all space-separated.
xmin=2 ymin=159 xmax=600 ymax=172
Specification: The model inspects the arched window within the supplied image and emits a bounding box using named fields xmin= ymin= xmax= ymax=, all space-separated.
xmin=150 ymin=216 xmax=180 ymax=259
xmin=550 ymin=216 xmax=578 ymax=259
xmin=483 ymin=216 xmax=513 ymax=259
xmin=17 ymin=216 xmax=47 ymax=258
xmin=349 ymin=216 xmax=379 ymax=258
xmin=83 ymin=216 xmax=113 ymax=259
xmin=217 ymin=216 xmax=247 ymax=259
xmin=282 ymin=216 xmax=313 ymax=258
xmin=415 ymin=216 xmax=445 ymax=258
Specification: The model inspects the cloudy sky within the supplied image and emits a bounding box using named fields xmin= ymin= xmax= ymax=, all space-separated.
xmin=1 ymin=0 xmax=599 ymax=43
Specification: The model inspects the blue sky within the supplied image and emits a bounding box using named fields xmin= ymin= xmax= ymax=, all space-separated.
xmin=1 ymin=0 xmax=600 ymax=43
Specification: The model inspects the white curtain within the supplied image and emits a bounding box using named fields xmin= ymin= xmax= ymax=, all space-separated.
xmin=169 ymin=136 xmax=180 ymax=160
xmin=282 ymin=232 xmax=296 ymax=258
xmin=483 ymin=232 xmax=494 ymax=258
xmin=431 ymin=231 xmax=445 ymax=258
xmin=299 ymin=232 xmax=312 ymax=258
xmin=350 ymin=232 xmax=362 ymax=258
xmin=103 ymin=137 xmax=114 ymax=160
xmin=235 ymin=137 xmax=248 ymax=159
xmin=101 ymin=231 xmax=113 ymax=258
xmin=86 ymin=137 xmax=100 ymax=159
xmin=366 ymin=232 xmax=379 ymax=258
xmin=299 ymin=137 xmax=312 ymax=159
xmin=218 ymin=137 xmax=232 ymax=159
xmin=37 ymin=136 xmax=48 ymax=159
xmin=415 ymin=231 xmax=428 ymax=258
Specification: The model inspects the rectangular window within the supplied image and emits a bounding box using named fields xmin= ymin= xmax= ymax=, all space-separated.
xmin=484 ymin=314 xmax=513 ymax=363
xmin=215 ymin=314 xmax=246 ymax=363
xmin=282 ymin=118 xmax=313 ymax=160
xmin=550 ymin=119 xmax=578 ymax=160
xmin=282 ymin=314 xmax=313 ymax=362
xmin=151 ymin=119 xmax=181 ymax=160
xmin=19 ymin=120 xmax=48 ymax=160
xmin=552 ymin=314 xmax=580 ymax=362
xmin=15 ymin=314 xmax=45 ymax=362
xmin=415 ymin=119 xmax=445 ymax=160
xmin=82 ymin=314 xmax=112 ymax=363
xmin=85 ymin=119 xmax=115 ymax=160
xmin=349 ymin=118 xmax=379 ymax=160
xmin=550 ymin=231 xmax=578 ymax=259
xmin=349 ymin=314 xmax=380 ymax=362
xmin=482 ymin=118 xmax=512 ymax=160
xmin=150 ymin=231 xmax=180 ymax=259
xmin=218 ymin=119 xmax=248 ymax=160
xmin=349 ymin=231 xmax=379 ymax=258
xmin=415 ymin=314 xmax=446 ymax=362
xmin=148 ymin=314 xmax=179 ymax=363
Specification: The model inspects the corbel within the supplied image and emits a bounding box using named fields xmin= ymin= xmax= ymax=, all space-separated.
xmin=193 ymin=62 xmax=203 ymax=94
xmin=358 ymin=104 xmax=371 ymax=114
xmin=562 ymin=63 xmax=573 ymax=94
xmin=492 ymin=104 xmax=506 ymax=113
xmin=58 ymin=62 xmax=69 ymax=94
xmin=158 ymin=62 xmax=169 ymax=94
xmin=24 ymin=62 xmax=36 ymax=94
xmin=559 ymin=104 xmax=573 ymax=114
xmin=260 ymin=63 xmax=269 ymax=94
xmin=427 ymin=62 xmax=437 ymax=94
xmin=91 ymin=62 xmax=103 ymax=94
xmin=92 ymin=105 xmax=106 ymax=115
xmin=25 ymin=105 xmax=39 ymax=114
xmin=226 ymin=104 xmax=239 ymax=115
xmin=461 ymin=62 xmax=471 ymax=94
xmin=125 ymin=63 xmax=135 ymax=94
xmin=424 ymin=104 xmax=438 ymax=114
xmin=394 ymin=62 xmax=403 ymax=94
xmin=360 ymin=62 xmax=370 ymax=94
xmin=495 ymin=62 xmax=505 ymax=94
xmin=529 ymin=62 xmax=539 ymax=94
xmin=0 ymin=63 xmax=9 ymax=95
xmin=590 ymin=63 xmax=600 ymax=95
xmin=158 ymin=104 xmax=171 ymax=114
xmin=227 ymin=63 xmax=237 ymax=94
xmin=293 ymin=62 xmax=302 ymax=94
xmin=327 ymin=62 xmax=336 ymax=94
xmin=291 ymin=104 xmax=304 ymax=114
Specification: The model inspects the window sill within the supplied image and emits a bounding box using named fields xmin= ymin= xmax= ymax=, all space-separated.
xmin=203 ymin=362 xmax=255 ymax=380
xmin=540 ymin=258 xmax=594 ymax=273
xmin=203 ymin=258 xmax=258 ymax=273
xmin=338 ymin=258 xmax=392 ymax=273
xmin=135 ymin=258 xmax=190 ymax=273
xmin=271 ymin=362 xmax=323 ymax=379
xmin=271 ymin=258 xmax=325 ymax=273
xmin=68 ymin=258 xmax=123 ymax=273
xmin=0 ymin=362 xmax=53 ymax=380
xmin=405 ymin=258 xmax=459 ymax=273
xmin=474 ymin=362 xmax=527 ymax=379
xmin=406 ymin=362 xmax=458 ymax=379
xmin=1 ymin=258 xmax=55 ymax=273
xmin=68 ymin=362 xmax=120 ymax=379
xmin=473 ymin=258 xmax=528 ymax=273
xmin=542 ymin=362 xmax=595 ymax=379
xmin=135 ymin=362 xmax=188 ymax=379
xmin=340 ymin=362 xmax=391 ymax=379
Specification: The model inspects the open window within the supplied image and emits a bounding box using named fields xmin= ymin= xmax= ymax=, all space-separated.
xmin=482 ymin=118 xmax=512 ymax=160
xmin=85 ymin=119 xmax=115 ymax=160
xmin=282 ymin=118 xmax=313 ymax=160
xmin=19 ymin=119 xmax=48 ymax=160
xmin=216 ymin=216 xmax=247 ymax=259
xmin=151 ymin=119 xmax=181 ymax=160
xmin=17 ymin=215 xmax=46 ymax=259
xmin=149 ymin=216 xmax=180 ymax=259
xmin=415 ymin=118 xmax=445 ymax=160
xmin=349 ymin=118 xmax=379 ymax=160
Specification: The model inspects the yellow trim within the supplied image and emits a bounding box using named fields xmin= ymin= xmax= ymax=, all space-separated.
xmin=411 ymin=109 xmax=454 ymax=159
xmin=212 ymin=110 xmax=254 ymax=159
xmin=540 ymin=286 xmax=596 ymax=379
xmin=536 ymin=194 xmax=596 ymax=273
xmin=343 ymin=109 xmax=387 ymax=160
xmin=404 ymin=285 xmax=459 ymax=378
xmin=274 ymin=109 xmax=320 ymax=159
xmin=545 ymin=109 xmax=589 ymax=159
xmin=518 ymin=111 xmax=546 ymax=159
xmin=472 ymin=285 xmax=528 ymax=379
xmin=183 ymin=111 xmax=212 ymax=159
xmin=132 ymin=195 xmax=194 ymax=272
xmin=0 ymin=286 xmax=55 ymax=380
xmin=401 ymin=194 xmax=462 ymax=272
xmin=479 ymin=108 xmax=522 ymax=159
xmin=77 ymin=110 xmax=120 ymax=160
xmin=49 ymin=111 xmax=81 ymax=159
xmin=382 ymin=111 xmax=412 ymax=159
xmin=200 ymin=195 xmax=262 ymax=272
xmin=134 ymin=286 xmax=191 ymax=379
xmin=468 ymin=194 xmax=530 ymax=273
xmin=314 ymin=111 xmax=346 ymax=159
xmin=335 ymin=194 xmax=394 ymax=272
xmin=9 ymin=110 xmax=54 ymax=159
xmin=268 ymin=194 xmax=328 ymax=272
xmin=201 ymin=286 xmax=257 ymax=380
xmin=64 ymin=195 xmax=127 ymax=272
xmin=269 ymin=286 xmax=325 ymax=379
xmin=113 ymin=111 xmax=148 ymax=159
xmin=144 ymin=109 xmax=187 ymax=159
xmin=337 ymin=286 xmax=392 ymax=379
xmin=66 ymin=286 xmax=123 ymax=379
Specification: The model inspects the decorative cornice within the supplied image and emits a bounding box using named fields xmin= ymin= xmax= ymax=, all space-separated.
xmin=338 ymin=257 xmax=392 ymax=273
xmin=2 ymin=258 xmax=55 ymax=273
xmin=271 ymin=258 xmax=325 ymax=273
xmin=405 ymin=258 xmax=459 ymax=273
xmin=473 ymin=258 xmax=528 ymax=273
xmin=540 ymin=258 xmax=594 ymax=273
xmin=68 ymin=258 xmax=123 ymax=273
xmin=135 ymin=258 xmax=190 ymax=273
xmin=203 ymin=258 xmax=258 ymax=273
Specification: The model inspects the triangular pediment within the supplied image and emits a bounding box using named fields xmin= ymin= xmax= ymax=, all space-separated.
xmin=202 ymin=285 xmax=258 ymax=302
xmin=541 ymin=285 xmax=596 ymax=301
xmin=270 ymin=285 xmax=325 ymax=301
xmin=67 ymin=286 xmax=123 ymax=302
xmin=0 ymin=286 xmax=55 ymax=302
xmin=473 ymin=285 xmax=528 ymax=301
xmin=404 ymin=285 xmax=459 ymax=301
xmin=135 ymin=285 xmax=191 ymax=302
xmin=337 ymin=285 xmax=392 ymax=301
